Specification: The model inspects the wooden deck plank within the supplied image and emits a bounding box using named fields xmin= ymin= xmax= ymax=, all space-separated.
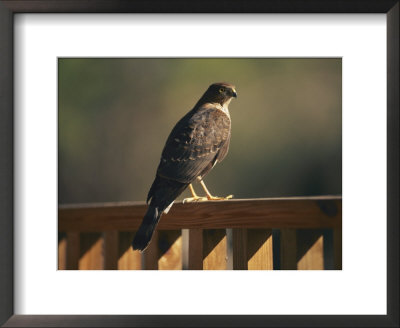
xmin=79 ymin=233 xmax=103 ymax=270
xmin=182 ymin=229 xmax=203 ymax=270
xmin=141 ymin=231 xmax=159 ymax=270
xmin=333 ymin=228 xmax=343 ymax=270
xmin=118 ymin=232 xmax=141 ymax=270
xmin=247 ymin=229 xmax=273 ymax=270
xmin=158 ymin=230 xmax=182 ymax=270
xmin=231 ymin=228 xmax=247 ymax=270
xmin=103 ymin=230 xmax=119 ymax=270
xmin=203 ymin=229 xmax=227 ymax=270
xmin=297 ymin=230 xmax=324 ymax=270
xmin=58 ymin=234 xmax=67 ymax=270
xmin=66 ymin=232 xmax=80 ymax=270
xmin=280 ymin=229 xmax=297 ymax=270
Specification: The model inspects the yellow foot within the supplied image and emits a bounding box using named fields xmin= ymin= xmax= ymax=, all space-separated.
xmin=207 ymin=194 xmax=234 ymax=201
xmin=183 ymin=196 xmax=208 ymax=203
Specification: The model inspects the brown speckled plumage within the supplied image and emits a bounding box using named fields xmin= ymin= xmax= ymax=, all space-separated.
xmin=157 ymin=102 xmax=231 ymax=183
xmin=132 ymin=82 xmax=237 ymax=251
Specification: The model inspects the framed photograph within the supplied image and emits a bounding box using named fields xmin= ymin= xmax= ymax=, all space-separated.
xmin=57 ymin=57 xmax=342 ymax=272
xmin=0 ymin=1 xmax=398 ymax=327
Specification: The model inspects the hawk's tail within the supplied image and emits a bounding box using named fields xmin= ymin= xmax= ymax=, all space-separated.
xmin=132 ymin=176 xmax=189 ymax=252
xmin=131 ymin=205 xmax=160 ymax=252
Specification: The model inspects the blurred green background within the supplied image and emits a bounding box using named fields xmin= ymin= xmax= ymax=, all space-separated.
xmin=58 ymin=58 xmax=341 ymax=204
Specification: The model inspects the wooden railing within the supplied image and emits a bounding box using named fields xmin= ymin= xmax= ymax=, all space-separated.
xmin=58 ymin=196 xmax=342 ymax=270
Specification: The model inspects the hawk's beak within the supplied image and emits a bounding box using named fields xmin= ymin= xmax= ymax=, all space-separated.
xmin=232 ymin=90 xmax=237 ymax=98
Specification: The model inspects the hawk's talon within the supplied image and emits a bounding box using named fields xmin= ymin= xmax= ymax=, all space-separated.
xmin=183 ymin=196 xmax=208 ymax=203
xmin=206 ymin=194 xmax=234 ymax=201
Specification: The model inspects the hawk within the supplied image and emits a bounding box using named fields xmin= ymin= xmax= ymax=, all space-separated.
xmin=132 ymin=82 xmax=237 ymax=251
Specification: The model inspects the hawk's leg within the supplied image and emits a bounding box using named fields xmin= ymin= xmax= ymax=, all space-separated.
xmin=182 ymin=184 xmax=207 ymax=203
xmin=199 ymin=179 xmax=233 ymax=201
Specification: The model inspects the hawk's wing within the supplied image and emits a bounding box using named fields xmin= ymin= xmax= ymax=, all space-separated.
xmin=156 ymin=104 xmax=231 ymax=184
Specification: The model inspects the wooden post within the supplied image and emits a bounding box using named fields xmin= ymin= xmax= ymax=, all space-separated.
xmin=103 ymin=230 xmax=119 ymax=270
xmin=158 ymin=230 xmax=182 ymax=270
xmin=333 ymin=228 xmax=342 ymax=270
xmin=118 ymin=231 xmax=141 ymax=270
xmin=280 ymin=229 xmax=297 ymax=270
xmin=247 ymin=229 xmax=273 ymax=270
xmin=203 ymin=229 xmax=227 ymax=270
xmin=182 ymin=229 xmax=203 ymax=270
xmin=78 ymin=233 xmax=103 ymax=270
xmin=141 ymin=230 xmax=159 ymax=270
xmin=322 ymin=229 xmax=334 ymax=270
xmin=66 ymin=232 xmax=80 ymax=270
xmin=230 ymin=228 xmax=248 ymax=270
xmin=297 ymin=230 xmax=324 ymax=270
xmin=58 ymin=233 xmax=67 ymax=270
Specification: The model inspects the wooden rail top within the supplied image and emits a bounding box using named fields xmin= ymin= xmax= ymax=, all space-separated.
xmin=59 ymin=196 xmax=342 ymax=232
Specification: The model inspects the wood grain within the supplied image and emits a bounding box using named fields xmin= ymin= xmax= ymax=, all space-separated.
xmin=59 ymin=197 xmax=342 ymax=270
xmin=58 ymin=234 xmax=66 ymax=270
xmin=158 ymin=230 xmax=182 ymax=270
xmin=231 ymin=229 xmax=247 ymax=270
xmin=182 ymin=229 xmax=203 ymax=270
xmin=66 ymin=232 xmax=80 ymax=270
xmin=280 ymin=229 xmax=297 ymax=270
xmin=297 ymin=230 xmax=324 ymax=270
xmin=333 ymin=228 xmax=342 ymax=270
xmin=203 ymin=229 xmax=227 ymax=270
xmin=103 ymin=230 xmax=118 ymax=270
xmin=118 ymin=232 xmax=141 ymax=270
xmin=79 ymin=233 xmax=103 ymax=270
xmin=59 ymin=196 xmax=342 ymax=232
xmin=247 ymin=229 xmax=273 ymax=270
xmin=141 ymin=230 xmax=159 ymax=270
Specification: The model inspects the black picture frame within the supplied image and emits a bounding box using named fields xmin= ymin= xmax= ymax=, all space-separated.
xmin=0 ymin=1 xmax=398 ymax=327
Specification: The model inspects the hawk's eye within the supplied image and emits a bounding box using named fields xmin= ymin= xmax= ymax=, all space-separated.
xmin=219 ymin=88 xmax=225 ymax=93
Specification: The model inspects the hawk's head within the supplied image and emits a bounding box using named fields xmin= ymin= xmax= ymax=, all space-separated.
xmin=202 ymin=82 xmax=237 ymax=106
